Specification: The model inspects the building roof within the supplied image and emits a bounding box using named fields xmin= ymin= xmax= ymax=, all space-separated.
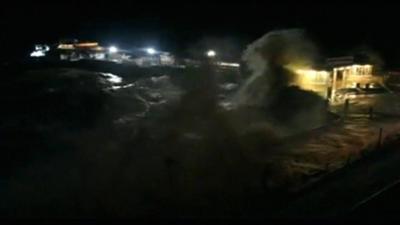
xmin=326 ymin=54 xmax=372 ymax=67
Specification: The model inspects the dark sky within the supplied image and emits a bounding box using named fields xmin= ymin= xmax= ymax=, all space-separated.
xmin=2 ymin=1 xmax=400 ymax=66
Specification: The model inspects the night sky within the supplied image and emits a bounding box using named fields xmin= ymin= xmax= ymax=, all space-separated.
xmin=2 ymin=1 xmax=400 ymax=66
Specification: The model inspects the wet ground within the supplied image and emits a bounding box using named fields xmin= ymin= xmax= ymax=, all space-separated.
xmin=271 ymin=114 xmax=400 ymax=190
xmin=279 ymin=132 xmax=400 ymax=219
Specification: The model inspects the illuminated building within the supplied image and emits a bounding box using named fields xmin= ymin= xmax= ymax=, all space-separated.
xmin=294 ymin=55 xmax=384 ymax=101
xmin=295 ymin=68 xmax=331 ymax=98
xmin=56 ymin=40 xmax=107 ymax=61
xmin=327 ymin=56 xmax=383 ymax=100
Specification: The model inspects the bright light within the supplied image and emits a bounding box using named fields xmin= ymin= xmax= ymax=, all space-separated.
xmin=296 ymin=69 xmax=329 ymax=76
xmin=146 ymin=48 xmax=156 ymax=55
xmin=75 ymin=42 xmax=99 ymax=47
xmin=30 ymin=51 xmax=45 ymax=57
xmin=100 ymin=73 xmax=122 ymax=83
xmin=57 ymin=44 xmax=74 ymax=49
xmin=34 ymin=45 xmax=50 ymax=52
xmin=109 ymin=46 xmax=118 ymax=53
xmin=206 ymin=50 xmax=216 ymax=57
xmin=218 ymin=62 xmax=240 ymax=67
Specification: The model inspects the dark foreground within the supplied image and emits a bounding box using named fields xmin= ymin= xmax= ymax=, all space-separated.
xmin=1 ymin=60 xmax=400 ymax=224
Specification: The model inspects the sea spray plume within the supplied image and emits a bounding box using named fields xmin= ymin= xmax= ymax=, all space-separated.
xmin=236 ymin=29 xmax=318 ymax=106
xmin=232 ymin=29 xmax=329 ymax=133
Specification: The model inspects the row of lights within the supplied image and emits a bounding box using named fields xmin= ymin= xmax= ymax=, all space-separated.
xmin=108 ymin=46 xmax=217 ymax=58
xmin=108 ymin=46 xmax=157 ymax=55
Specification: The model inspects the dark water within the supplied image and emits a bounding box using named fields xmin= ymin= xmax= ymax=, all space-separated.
xmin=1 ymin=62 xmax=400 ymax=220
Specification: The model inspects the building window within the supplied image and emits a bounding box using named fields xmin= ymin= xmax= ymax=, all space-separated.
xmin=337 ymin=70 xmax=343 ymax=80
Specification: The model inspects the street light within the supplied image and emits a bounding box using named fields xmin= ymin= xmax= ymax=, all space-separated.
xmin=109 ymin=46 xmax=118 ymax=53
xmin=30 ymin=51 xmax=45 ymax=57
xmin=146 ymin=47 xmax=156 ymax=55
xmin=206 ymin=50 xmax=216 ymax=58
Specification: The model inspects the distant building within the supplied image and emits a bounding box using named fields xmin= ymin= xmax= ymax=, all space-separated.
xmin=54 ymin=42 xmax=176 ymax=66
xmin=130 ymin=50 xmax=175 ymax=67
xmin=56 ymin=40 xmax=107 ymax=61
xmin=30 ymin=39 xmax=132 ymax=62
xmin=29 ymin=40 xmax=244 ymax=70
